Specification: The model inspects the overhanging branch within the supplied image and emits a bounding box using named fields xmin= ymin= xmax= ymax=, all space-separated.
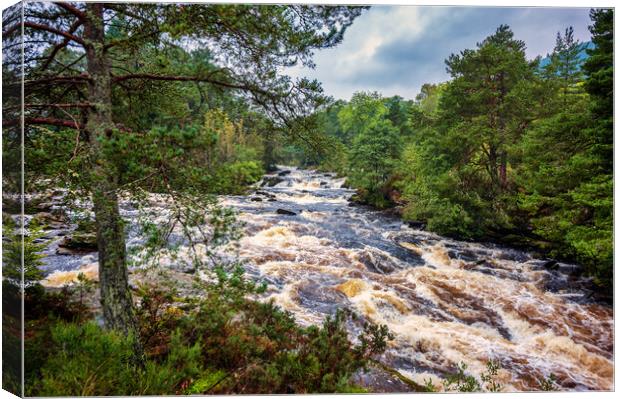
xmin=3 ymin=117 xmax=82 ymax=129
xmin=111 ymin=73 xmax=268 ymax=94
xmin=4 ymin=21 xmax=85 ymax=46
xmin=54 ymin=2 xmax=87 ymax=21
xmin=41 ymin=19 xmax=84 ymax=71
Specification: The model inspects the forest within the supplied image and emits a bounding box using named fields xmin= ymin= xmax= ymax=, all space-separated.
xmin=1 ymin=2 xmax=614 ymax=395
xmin=310 ymin=14 xmax=613 ymax=292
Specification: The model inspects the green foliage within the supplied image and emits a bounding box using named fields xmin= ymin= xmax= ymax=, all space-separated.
xmin=30 ymin=323 xmax=203 ymax=396
xmin=443 ymin=362 xmax=482 ymax=392
xmin=337 ymin=91 xmax=388 ymax=145
xmin=583 ymin=9 xmax=613 ymax=128
xmin=2 ymin=217 xmax=46 ymax=294
xmin=543 ymin=26 xmax=586 ymax=99
xmin=538 ymin=374 xmax=558 ymax=391
xmin=209 ymin=161 xmax=264 ymax=194
xmin=26 ymin=264 xmax=393 ymax=395
xmin=349 ymin=119 xmax=401 ymax=193
xmin=442 ymin=360 xmax=502 ymax=392
xmin=333 ymin=92 xmax=403 ymax=207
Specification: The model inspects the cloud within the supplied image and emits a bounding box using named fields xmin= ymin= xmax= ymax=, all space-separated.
xmin=289 ymin=6 xmax=592 ymax=100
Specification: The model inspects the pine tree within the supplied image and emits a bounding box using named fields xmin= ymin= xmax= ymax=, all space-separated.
xmin=2 ymin=1 xmax=365 ymax=337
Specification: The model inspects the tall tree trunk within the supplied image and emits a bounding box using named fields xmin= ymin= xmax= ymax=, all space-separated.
xmin=83 ymin=4 xmax=137 ymax=335
xmin=499 ymin=151 xmax=507 ymax=188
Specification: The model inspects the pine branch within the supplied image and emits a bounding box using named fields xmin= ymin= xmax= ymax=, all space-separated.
xmin=3 ymin=21 xmax=85 ymax=46
xmin=111 ymin=73 xmax=268 ymax=94
xmin=41 ymin=19 xmax=84 ymax=71
xmin=54 ymin=2 xmax=87 ymax=21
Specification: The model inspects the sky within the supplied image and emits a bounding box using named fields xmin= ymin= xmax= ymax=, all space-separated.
xmin=288 ymin=6 xmax=593 ymax=100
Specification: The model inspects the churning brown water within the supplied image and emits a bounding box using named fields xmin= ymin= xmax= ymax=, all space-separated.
xmin=223 ymin=167 xmax=613 ymax=391
xmin=41 ymin=166 xmax=613 ymax=391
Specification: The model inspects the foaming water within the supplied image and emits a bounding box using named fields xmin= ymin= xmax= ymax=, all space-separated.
xmin=224 ymin=167 xmax=614 ymax=391
xmin=41 ymin=166 xmax=613 ymax=391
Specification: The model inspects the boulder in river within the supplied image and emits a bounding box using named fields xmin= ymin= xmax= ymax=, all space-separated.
xmin=277 ymin=170 xmax=291 ymax=176
xmin=255 ymin=190 xmax=276 ymax=198
xmin=31 ymin=211 xmax=66 ymax=230
xmin=406 ymin=220 xmax=426 ymax=230
xmin=57 ymin=232 xmax=98 ymax=254
xmin=261 ymin=176 xmax=284 ymax=187
xmin=542 ymin=260 xmax=559 ymax=270
xmin=250 ymin=197 xmax=263 ymax=202
xmin=276 ymin=208 xmax=296 ymax=216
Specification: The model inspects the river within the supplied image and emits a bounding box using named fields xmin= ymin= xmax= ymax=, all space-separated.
xmin=40 ymin=166 xmax=613 ymax=391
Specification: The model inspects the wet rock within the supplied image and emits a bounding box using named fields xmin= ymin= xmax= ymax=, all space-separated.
xmin=398 ymin=241 xmax=423 ymax=255
xmin=357 ymin=251 xmax=397 ymax=274
xmin=320 ymin=181 xmax=328 ymax=186
xmin=277 ymin=170 xmax=291 ymax=176
xmin=255 ymin=190 xmax=276 ymax=198
xmin=267 ymin=198 xmax=277 ymax=202
xmin=447 ymin=249 xmax=479 ymax=262
xmin=495 ymin=248 xmax=530 ymax=262
xmin=353 ymin=361 xmax=426 ymax=393
xmin=57 ymin=232 xmax=98 ymax=254
xmin=250 ymin=197 xmax=263 ymax=202
xmin=406 ymin=220 xmax=426 ymax=230
xmin=276 ymin=209 xmax=296 ymax=216
xmin=31 ymin=212 xmax=66 ymax=229
xmin=542 ymin=260 xmax=559 ymax=270
xmin=56 ymin=247 xmax=77 ymax=256
xmin=261 ymin=176 xmax=284 ymax=187
xmin=348 ymin=194 xmax=364 ymax=206
xmin=557 ymin=263 xmax=583 ymax=276
xmin=296 ymin=283 xmax=349 ymax=314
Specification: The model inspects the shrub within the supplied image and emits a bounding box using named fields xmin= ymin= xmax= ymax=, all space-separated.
xmin=25 ymin=266 xmax=393 ymax=395
xmin=29 ymin=322 xmax=203 ymax=396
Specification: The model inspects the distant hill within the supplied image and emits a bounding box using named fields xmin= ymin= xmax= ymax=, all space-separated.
xmin=538 ymin=41 xmax=594 ymax=69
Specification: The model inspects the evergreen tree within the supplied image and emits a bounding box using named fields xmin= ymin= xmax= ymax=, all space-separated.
xmin=545 ymin=26 xmax=586 ymax=100
xmin=2 ymin=1 xmax=365 ymax=338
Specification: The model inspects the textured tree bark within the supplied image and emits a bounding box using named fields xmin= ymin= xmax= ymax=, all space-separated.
xmin=499 ymin=151 xmax=508 ymax=188
xmin=83 ymin=3 xmax=138 ymax=336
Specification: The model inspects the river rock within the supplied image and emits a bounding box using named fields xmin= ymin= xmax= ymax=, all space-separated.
xmin=250 ymin=197 xmax=263 ymax=202
xmin=295 ymin=282 xmax=349 ymax=314
xmin=57 ymin=232 xmax=98 ymax=254
xmin=255 ymin=190 xmax=276 ymax=198
xmin=261 ymin=176 xmax=284 ymax=187
xmin=276 ymin=209 xmax=296 ymax=216
xmin=406 ymin=220 xmax=426 ymax=230
xmin=277 ymin=170 xmax=291 ymax=176
xmin=357 ymin=251 xmax=397 ymax=274
xmin=31 ymin=211 xmax=66 ymax=229
xmin=542 ymin=260 xmax=559 ymax=270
